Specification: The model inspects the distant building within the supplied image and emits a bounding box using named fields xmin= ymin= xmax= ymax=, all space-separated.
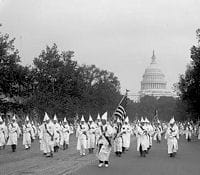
xmin=138 ymin=51 xmax=176 ymax=99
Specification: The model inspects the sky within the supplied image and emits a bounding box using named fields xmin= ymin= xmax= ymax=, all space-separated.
xmin=0 ymin=0 xmax=200 ymax=94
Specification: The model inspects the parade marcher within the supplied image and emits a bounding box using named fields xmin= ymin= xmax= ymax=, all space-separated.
xmin=136 ymin=117 xmax=148 ymax=157
xmin=77 ymin=116 xmax=88 ymax=156
xmin=121 ymin=116 xmax=132 ymax=152
xmin=42 ymin=112 xmax=55 ymax=157
xmin=87 ymin=115 xmax=96 ymax=154
xmin=7 ymin=115 xmax=20 ymax=152
xmin=31 ymin=121 xmax=37 ymax=141
xmin=113 ymin=118 xmax=123 ymax=157
xmin=53 ymin=114 xmax=62 ymax=152
xmin=198 ymin=123 xmax=200 ymax=140
xmin=145 ymin=117 xmax=154 ymax=151
xmin=153 ymin=120 xmax=162 ymax=143
xmin=185 ymin=122 xmax=192 ymax=142
xmin=165 ymin=118 xmax=179 ymax=157
xmin=0 ymin=116 xmax=8 ymax=150
xmin=61 ymin=117 xmax=70 ymax=150
xmin=95 ymin=114 xmax=102 ymax=145
xmin=22 ymin=116 xmax=33 ymax=150
xmin=96 ymin=112 xmax=113 ymax=168
xmin=38 ymin=119 xmax=46 ymax=155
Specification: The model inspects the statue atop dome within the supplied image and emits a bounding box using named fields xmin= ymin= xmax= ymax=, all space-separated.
xmin=151 ymin=50 xmax=156 ymax=64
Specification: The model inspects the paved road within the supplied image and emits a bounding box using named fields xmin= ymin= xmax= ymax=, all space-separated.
xmin=0 ymin=135 xmax=200 ymax=175
xmin=74 ymin=136 xmax=200 ymax=175
xmin=0 ymin=134 xmax=96 ymax=175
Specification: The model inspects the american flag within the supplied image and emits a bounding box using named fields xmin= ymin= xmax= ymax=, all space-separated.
xmin=113 ymin=90 xmax=128 ymax=121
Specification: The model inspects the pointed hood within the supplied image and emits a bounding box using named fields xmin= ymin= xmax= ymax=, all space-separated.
xmin=145 ymin=117 xmax=149 ymax=123
xmin=141 ymin=117 xmax=145 ymax=123
xmin=63 ymin=117 xmax=67 ymax=123
xmin=81 ymin=115 xmax=85 ymax=122
xmin=12 ymin=115 xmax=16 ymax=121
xmin=89 ymin=115 xmax=93 ymax=122
xmin=117 ymin=117 xmax=121 ymax=123
xmin=0 ymin=116 xmax=3 ymax=122
xmin=97 ymin=113 xmax=101 ymax=120
xmin=25 ymin=115 xmax=29 ymax=121
xmin=125 ymin=116 xmax=129 ymax=123
xmin=101 ymin=112 xmax=108 ymax=121
xmin=43 ymin=112 xmax=49 ymax=121
xmin=169 ymin=117 xmax=175 ymax=124
xmin=53 ymin=114 xmax=58 ymax=121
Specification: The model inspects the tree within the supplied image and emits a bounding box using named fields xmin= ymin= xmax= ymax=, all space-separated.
xmin=0 ymin=32 xmax=32 ymax=115
xmin=178 ymin=29 xmax=200 ymax=120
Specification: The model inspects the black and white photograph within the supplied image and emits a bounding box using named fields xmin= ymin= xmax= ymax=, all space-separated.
xmin=0 ymin=0 xmax=200 ymax=174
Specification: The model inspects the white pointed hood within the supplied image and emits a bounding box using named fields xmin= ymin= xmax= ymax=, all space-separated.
xmin=169 ymin=117 xmax=175 ymax=124
xmin=43 ymin=112 xmax=49 ymax=121
xmin=125 ymin=116 xmax=129 ymax=123
xmin=81 ymin=115 xmax=85 ymax=122
xmin=117 ymin=117 xmax=121 ymax=123
xmin=97 ymin=113 xmax=101 ymax=120
xmin=145 ymin=117 xmax=149 ymax=123
xmin=53 ymin=114 xmax=58 ymax=121
xmin=89 ymin=115 xmax=93 ymax=122
xmin=12 ymin=115 xmax=16 ymax=121
xmin=25 ymin=115 xmax=29 ymax=121
xmin=63 ymin=117 xmax=67 ymax=123
xmin=101 ymin=112 xmax=108 ymax=121
xmin=141 ymin=117 xmax=145 ymax=123
xmin=0 ymin=116 xmax=3 ymax=122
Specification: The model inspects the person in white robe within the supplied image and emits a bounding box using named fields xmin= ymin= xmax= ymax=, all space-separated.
xmin=7 ymin=115 xmax=21 ymax=152
xmin=153 ymin=121 xmax=162 ymax=143
xmin=61 ymin=117 xmax=70 ymax=150
xmin=136 ymin=117 xmax=149 ymax=157
xmin=197 ymin=124 xmax=200 ymax=140
xmin=53 ymin=114 xmax=62 ymax=152
xmin=0 ymin=116 xmax=8 ymax=149
xmin=38 ymin=120 xmax=46 ymax=155
xmin=95 ymin=114 xmax=102 ymax=145
xmin=121 ymin=116 xmax=132 ymax=152
xmin=185 ymin=122 xmax=192 ymax=142
xmin=77 ymin=116 xmax=88 ymax=156
xmin=165 ymin=118 xmax=179 ymax=157
xmin=87 ymin=115 xmax=97 ymax=153
xmin=96 ymin=112 xmax=113 ymax=168
xmin=22 ymin=116 xmax=33 ymax=150
xmin=42 ymin=112 xmax=55 ymax=157
xmin=145 ymin=118 xmax=154 ymax=151
xmin=113 ymin=118 xmax=123 ymax=157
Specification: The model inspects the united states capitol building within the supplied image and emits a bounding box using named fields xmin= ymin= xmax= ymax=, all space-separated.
xmin=132 ymin=51 xmax=177 ymax=102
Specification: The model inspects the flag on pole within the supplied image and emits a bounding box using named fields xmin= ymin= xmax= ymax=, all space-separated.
xmin=113 ymin=90 xmax=128 ymax=121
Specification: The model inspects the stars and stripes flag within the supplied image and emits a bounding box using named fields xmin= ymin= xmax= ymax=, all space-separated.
xmin=113 ymin=90 xmax=128 ymax=121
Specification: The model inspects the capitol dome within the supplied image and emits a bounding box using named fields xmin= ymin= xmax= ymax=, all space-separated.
xmin=139 ymin=51 xmax=174 ymax=98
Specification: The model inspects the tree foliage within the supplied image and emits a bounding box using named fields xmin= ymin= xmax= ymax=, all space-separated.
xmin=178 ymin=29 xmax=200 ymax=120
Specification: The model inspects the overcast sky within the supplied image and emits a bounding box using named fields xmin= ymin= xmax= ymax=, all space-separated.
xmin=0 ymin=0 xmax=200 ymax=94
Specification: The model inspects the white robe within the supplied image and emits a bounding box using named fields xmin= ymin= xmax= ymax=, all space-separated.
xmin=165 ymin=125 xmax=179 ymax=154
xmin=87 ymin=123 xmax=97 ymax=149
xmin=0 ymin=123 xmax=8 ymax=146
xmin=121 ymin=124 xmax=132 ymax=148
xmin=54 ymin=123 xmax=62 ymax=146
xmin=7 ymin=122 xmax=20 ymax=145
xmin=113 ymin=126 xmax=123 ymax=152
xmin=22 ymin=123 xmax=33 ymax=147
xmin=42 ymin=122 xmax=55 ymax=153
xmin=136 ymin=125 xmax=148 ymax=151
xmin=61 ymin=124 xmax=70 ymax=145
xmin=77 ymin=123 xmax=88 ymax=151
xmin=96 ymin=124 xmax=113 ymax=162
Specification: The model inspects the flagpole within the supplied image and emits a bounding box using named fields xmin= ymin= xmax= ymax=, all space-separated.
xmin=111 ymin=89 xmax=129 ymax=120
